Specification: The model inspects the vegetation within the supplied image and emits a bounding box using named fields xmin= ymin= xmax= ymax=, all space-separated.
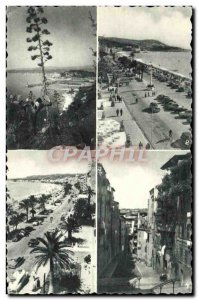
xmin=60 ymin=215 xmax=81 ymax=240
xmin=19 ymin=198 xmax=31 ymax=222
xmin=26 ymin=6 xmax=53 ymax=95
xmin=30 ymin=229 xmax=73 ymax=294
xmin=99 ymin=36 xmax=188 ymax=52
xmin=84 ymin=254 xmax=91 ymax=264
xmin=74 ymin=197 xmax=95 ymax=226
xmin=60 ymin=84 xmax=96 ymax=148
xmin=9 ymin=213 xmax=26 ymax=230
xmin=156 ymin=156 xmax=191 ymax=229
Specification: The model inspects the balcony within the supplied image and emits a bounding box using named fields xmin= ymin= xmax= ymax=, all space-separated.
xmin=175 ymin=237 xmax=192 ymax=267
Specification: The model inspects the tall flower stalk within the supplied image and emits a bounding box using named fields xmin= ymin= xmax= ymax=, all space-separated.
xmin=26 ymin=6 xmax=53 ymax=96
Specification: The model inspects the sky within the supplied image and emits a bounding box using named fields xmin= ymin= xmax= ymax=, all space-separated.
xmin=102 ymin=150 xmax=189 ymax=209
xmin=7 ymin=150 xmax=89 ymax=178
xmin=98 ymin=7 xmax=192 ymax=49
xmin=7 ymin=6 xmax=96 ymax=69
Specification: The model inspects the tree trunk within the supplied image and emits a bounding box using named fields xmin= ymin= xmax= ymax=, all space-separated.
xmin=26 ymin=208 xmax=29 ymax=222
xmin=68 ymin=230 xmax=72 ymax=240
xmin=48 ymin=258 xmax=54 ymax=294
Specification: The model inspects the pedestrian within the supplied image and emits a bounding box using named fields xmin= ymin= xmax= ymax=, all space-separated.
xmin=145 ymin=92 xmax=147 ymax=98
xmin=37 ymin=277 xmax=41 ymax=289
xmin=120 ymin=96 xmax=122 ymax=103
xmin=146 ymin=143 xmax=151 ymax=149
xmin=169 ymin=129 xmax=173 ymax=140
xmin=139 ymin=141 xmax=143 ymax=149
xmin=120 ymin=109 xmax=123 ymax=116
xmin=116 ymin=109 xmax=119 ymax=117
xmin=136 ymin=98 xmax=138 ymax=104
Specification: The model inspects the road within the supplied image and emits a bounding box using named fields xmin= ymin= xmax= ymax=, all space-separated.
xmin=119 ymin=74 xmax=191 ymax=149
xmin=7 ymin=193 xmax=72 ymax=278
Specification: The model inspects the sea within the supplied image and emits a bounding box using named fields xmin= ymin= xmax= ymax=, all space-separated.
xmin=7 ymin=52 xmax=191 ymax=99
xmin=7 ymin=180 xmax=61 ymax=203
xmin=135 ymin=51 xmax=192 ymax=78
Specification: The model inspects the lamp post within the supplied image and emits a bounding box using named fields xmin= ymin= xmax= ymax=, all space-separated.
xmin=151 ymin=106 xmax=153 ymax=146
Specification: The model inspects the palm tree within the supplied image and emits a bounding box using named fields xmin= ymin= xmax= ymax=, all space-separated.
xmin=60 ymin=215 xmax=80 ymax=240
xmin=30 ymin=229 xmax=73 ymax=294
xmin=9 ymin=213 xmax=25 ymax=230
xmin=87 ymin=186 xmax=95 ymax=206
xmin=29 ymin=195 xmax=37 ymax=219
xmin=19 ymin=198 xmax=30 ymax=222
xmin=38 ymin=194 xmax=48 ymax=212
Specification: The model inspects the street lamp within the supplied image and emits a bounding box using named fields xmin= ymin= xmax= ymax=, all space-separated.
xmin=151 ymin=106 xmax=153 ymax=146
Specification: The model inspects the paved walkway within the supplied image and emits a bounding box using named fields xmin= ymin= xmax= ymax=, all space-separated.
xmin=136 ymin=262 xmax=191 ymax=294
xmin=98 ymin=88 xmax=148 ymax=147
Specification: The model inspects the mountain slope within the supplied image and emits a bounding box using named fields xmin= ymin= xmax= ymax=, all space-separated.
xmin=99 ymin=36 xmax=189 ymax=52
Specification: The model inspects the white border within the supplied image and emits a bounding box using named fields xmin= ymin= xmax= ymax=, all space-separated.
xmin=0 ymin=1 xmax=196 ymax=299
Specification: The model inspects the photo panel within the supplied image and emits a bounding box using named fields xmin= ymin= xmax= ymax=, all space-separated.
xmin=7 ymin=6 xmax=96 ymax=150
xmin=98 ymin=6 xmax=192 ymax=151
xmin=7 ymin=150 xmax=96 ymax=294
xmin=97 ymin=151 xmax=192 ymax=294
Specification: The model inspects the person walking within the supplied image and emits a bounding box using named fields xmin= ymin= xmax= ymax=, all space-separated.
xmin=145 ymin=92 xmax=147 ymax=98
xmin=169 ymin=129 xmax=173 ymax=140
xmin=139 ymin=141 xmax=143 ymax=149
xmin=116 ymin=109 xmax=119 ymax=117
xmin=146 ymin=143 xmax=151 ymax=149
xmin=120 ymin=109 xmax=123 ymax=116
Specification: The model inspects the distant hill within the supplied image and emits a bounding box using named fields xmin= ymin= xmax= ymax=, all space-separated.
xmin=10 ymin=173 xmax=85 ymax=181
xmin=7 ymin=65 xmax=94 ymax=74
xmin=99 ymin=36 xmax=189 ymax=52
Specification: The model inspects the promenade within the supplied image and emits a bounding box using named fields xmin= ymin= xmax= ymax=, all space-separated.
xmin=98 ymin=87 xmax=148 ymax=148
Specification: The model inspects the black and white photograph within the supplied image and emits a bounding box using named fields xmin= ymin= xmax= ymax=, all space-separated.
xmin=97 ymin=151 xmax=192 ymax=294
xmin=4 ymin=4 xmax=194 ymax=297
xmin=7 ymin=6 xmax=96 ymax=150
xmin=6 ymin=151 xmax=96 ymax=294
xmin=98 ymin=7 xmax=192 ymax=150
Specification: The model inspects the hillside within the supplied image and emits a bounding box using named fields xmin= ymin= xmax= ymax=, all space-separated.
xmin=10 ymin=173 xmax=85 ymax=181
xmin=99 ymin=36 xmax=189 ymax=52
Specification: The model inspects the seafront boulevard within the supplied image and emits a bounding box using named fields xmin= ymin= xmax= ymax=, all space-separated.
xmin=7 ymin=170 xmax=96 ymax=294
xmin=98 ymin=60 xmax=192 ymax=150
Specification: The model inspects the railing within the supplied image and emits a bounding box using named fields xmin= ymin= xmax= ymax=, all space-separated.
xmin=151 ymin=279 xmax=180 ymax=294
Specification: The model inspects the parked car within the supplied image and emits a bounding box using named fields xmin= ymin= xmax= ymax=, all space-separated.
xmin=164 ymin=102 xmax=179 ymax=111
xmin=177 ymin=86 xmax=185 ymax=92
xmin=12 ymin=234 xmax=23 ymax=242
xmin=28 ymin=238 xmax=39 ymax=247
xmin=149 ymin=102 xmax=160 ymax=113
xmin=33 ymin=221 xmax=40 ymax=226
xmin=160 ymin=273 xmax=167 ymax=281
xmin=178 ymin=110 xmax=192 ymax=119
xmin=173 ymin=106 xmax=187 ymax=113
xmin=8 ymin=257 xmax=25 ymax=269
xmin=156 ymin=94 xmax=165 ymax=101
xmin=180 ymin=131 xmax=192 ymax=149
xmin=8 ymin=269 xmax=29 ymax=293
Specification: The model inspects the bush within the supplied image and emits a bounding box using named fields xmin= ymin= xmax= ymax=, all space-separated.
xmin=84 ymin=254 xmax=91 ymax=264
